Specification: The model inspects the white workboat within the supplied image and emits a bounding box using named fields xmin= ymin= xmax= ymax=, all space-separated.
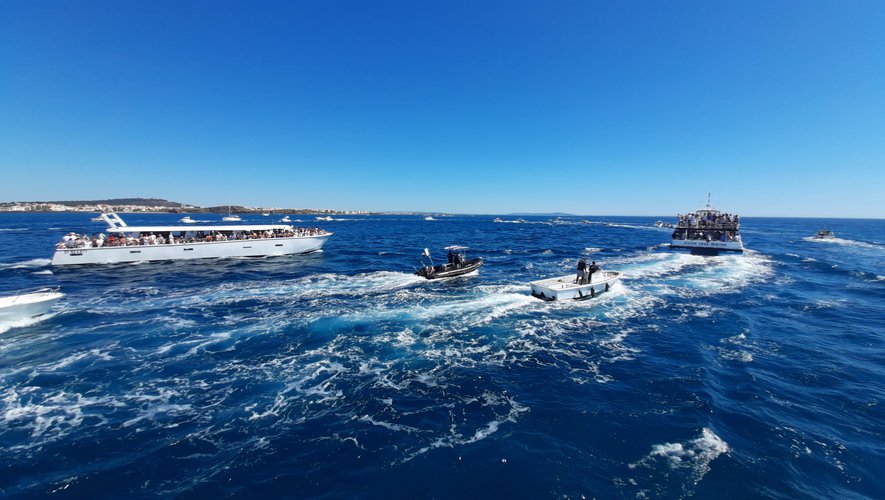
xmin=0 ymin=287 xmax=64 ymax=322
xmin=316 ymin=216 xmax=333 ymax=221
xmin=51 ymin=211 xmax=332 ymax=266
xmin=530 ymin=270 xmax=622 ymax=301
xmin=670 ymin=194 xmax=744 ymax=255
xmin=179 ymin=216 xmax=196 ymax=223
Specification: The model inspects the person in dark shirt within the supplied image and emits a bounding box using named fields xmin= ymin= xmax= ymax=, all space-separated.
xmin=576 ymin=258 xmax=587 ymax=284
xmin=588 ymin=261 xmax=600 ymax=282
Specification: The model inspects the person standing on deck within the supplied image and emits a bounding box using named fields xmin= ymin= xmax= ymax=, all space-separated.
xmin=576 ymin=258 xmax=587 ymax=284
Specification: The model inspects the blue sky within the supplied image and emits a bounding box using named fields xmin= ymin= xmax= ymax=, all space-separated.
xmin=1 ymin=1 xmax=883 ymax=217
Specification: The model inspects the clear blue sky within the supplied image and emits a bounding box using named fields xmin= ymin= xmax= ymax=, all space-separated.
xmin=2 ymin=1 xmax=883 ymax=217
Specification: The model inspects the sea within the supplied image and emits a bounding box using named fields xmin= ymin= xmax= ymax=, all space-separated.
xmin=0 ymin=213 xmax=882 ymax=498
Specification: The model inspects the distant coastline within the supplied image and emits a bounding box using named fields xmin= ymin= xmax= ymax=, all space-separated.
xmin=0 ymin=198 xmax=371 ymax=215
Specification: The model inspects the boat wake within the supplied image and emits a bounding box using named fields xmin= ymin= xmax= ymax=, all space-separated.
xmin=802 ymin=236 xmax=883 ymax=250
xmin=0 ymin=258 xmax=51 ymax=270
xmin=0 ymin=312 xmax=57 ymax=335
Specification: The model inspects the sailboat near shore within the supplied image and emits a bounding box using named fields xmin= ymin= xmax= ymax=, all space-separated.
xmin=222 ymin=197 xmax=241 ymax=222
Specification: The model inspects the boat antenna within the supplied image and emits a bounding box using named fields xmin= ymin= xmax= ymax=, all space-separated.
xmin=707 ymin=192 xmax=712 ymax=208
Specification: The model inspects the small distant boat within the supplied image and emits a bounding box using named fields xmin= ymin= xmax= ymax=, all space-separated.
xmin=280 ymin=216 xmax=291 ymax=222
xmin=493 ymin=218 xmax=504 ymax=223
xmin=179 ymin=216 xmax=196 ymax=224
xmin=424 ymin=216 xmax=435 ymax=221
xmin=222 ymin=197 xmax=241 ymax=221
xmin=813 ymin=228 xmax=835 ymax=239
xmin=0 ymin=287 xmax=64 ymax=322
xmin=416 ymin=246 xmax=484 ymax=280
xmin=316 ymin=216 xmax=333 ymax=221
xmin=90 ymin=216 xmax=104 ymax=222
xmin=262 ymin=212 xmax=270 ymax=217
xmin=655 ymin=220 xmax=673 ymax=228
xmin=530 ymin=269 xmax=622 ymax=301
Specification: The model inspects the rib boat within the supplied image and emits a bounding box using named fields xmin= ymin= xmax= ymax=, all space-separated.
xmin=670 ymin=194 xmax=744 ymax=255
xmin=51 ymin=211 xmax=332 ymax=266
xmin=813 ymin=229 xmax=835 ymax=239
xmin=416 ymin=246 xmax=483 ymax=279
xmin=0 ymin=287 xmax=64 ymax=322
xmin=530 ymin=270 xmax=622 ymax=301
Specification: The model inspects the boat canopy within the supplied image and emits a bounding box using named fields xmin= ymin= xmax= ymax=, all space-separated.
xmin=105 ymin=224 xmax=294 ymax=233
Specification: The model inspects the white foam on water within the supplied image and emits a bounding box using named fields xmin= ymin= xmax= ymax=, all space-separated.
xmin=606 ymin=223 xmax=669 ymax=232
xmin=0 ymin=258 xmax=51 ymax=270
xmin=630 ymin=428 xmax=729 ymax=484
xmin=0 ymin=312 xmax=57 ymax=335
xmin=802 ymin=236 xmax=884 ymax=250
xmin=401 ymin=393 xmax=529 ymax=463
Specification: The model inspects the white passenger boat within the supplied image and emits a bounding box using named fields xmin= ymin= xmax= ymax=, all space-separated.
xmin=316 ymin=216 xmax=333 ymax=221
xmin=530 ymin=270 xmax=622 ymax=301
xmin=179 ymin=216 xmax=196 ymax=224
xmin=280 ymin=216 xmax=291 ymax=223
xmin=0 ymin=287 xmax=64 ymax=322
xmin=424 ymin=216 xmax=435 ymax=221
xmin=51 ymin=211 xmax=332 ymax=266
xmin=669 ymin=194 xmax=744 ymax=255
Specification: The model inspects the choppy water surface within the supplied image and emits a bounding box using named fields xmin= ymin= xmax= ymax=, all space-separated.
xmin=0 ymin=213 xmax=883 ymax=497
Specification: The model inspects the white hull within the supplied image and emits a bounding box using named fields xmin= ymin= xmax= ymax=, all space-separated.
xmin=670 ymin=239 xmax=744 ymax=253
xmin=52 ymin=234 xmax=330 ymax=266
xmin=530 ymin=271 xmax=622 ymax=301
xmin=0 ymin=290 xmax=63 ymax=321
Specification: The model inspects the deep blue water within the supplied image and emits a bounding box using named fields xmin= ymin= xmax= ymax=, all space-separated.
xmin=0 ymin=213 xmax=883 ymax=498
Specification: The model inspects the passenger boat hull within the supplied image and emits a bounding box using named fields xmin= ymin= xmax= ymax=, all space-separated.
xmin=670 ymin=239 xmax=744 ymax=255
xmin=416 ymin=258 xmax=484 ymax=279
xmin=51 ymin=234 xmax=331 ymax=266
xmin=530 ymin=271 xmax=622 ymax=301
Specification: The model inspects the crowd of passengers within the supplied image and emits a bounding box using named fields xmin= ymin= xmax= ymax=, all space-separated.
xmin=57 ymin=228 xmax=328 ymax=249
xmin=676 ymin=211 xmax=739 ymax=229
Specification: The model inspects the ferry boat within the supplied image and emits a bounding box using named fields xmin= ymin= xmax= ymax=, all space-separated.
xmin=670 ymin=194 xmax=743 ymax=255
xmin=51 ymin=211 xmax=332 ymax=266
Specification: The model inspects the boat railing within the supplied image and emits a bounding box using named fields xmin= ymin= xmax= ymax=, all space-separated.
xmin=100 ymin=211 xmax=128 ymax=229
